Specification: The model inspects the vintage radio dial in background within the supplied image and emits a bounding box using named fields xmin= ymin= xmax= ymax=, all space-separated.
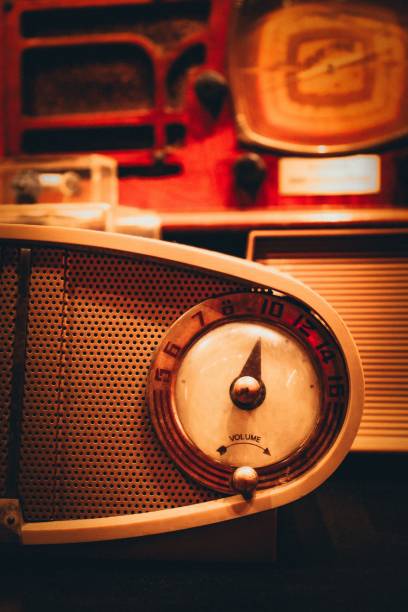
xmin=230 ymin=0 xmax=408 ymax=153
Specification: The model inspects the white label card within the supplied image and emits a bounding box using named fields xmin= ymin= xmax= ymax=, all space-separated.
xmin=279 ymin=155 xmax=381 ymax=196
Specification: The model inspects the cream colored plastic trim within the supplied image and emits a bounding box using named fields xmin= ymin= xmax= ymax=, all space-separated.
xmin=0 ymin=225 xmax=364 ymax=545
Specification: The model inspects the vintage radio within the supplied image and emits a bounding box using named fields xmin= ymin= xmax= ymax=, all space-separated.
xmin=0 ymin=225 xmax=363 ymax=555
xmin=1 ymin=0 xmax=408 ymax=217
xmin=0 ymin=0 xmax=407 ymax=554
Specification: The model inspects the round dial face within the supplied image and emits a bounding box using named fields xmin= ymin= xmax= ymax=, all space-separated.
xmin=175 ymin=321 xmax=320 ymax=468
xmin=148 ymin=292 xmax=349 ymax=494
xmin=230 ymin=1 xmax=408 ymax=153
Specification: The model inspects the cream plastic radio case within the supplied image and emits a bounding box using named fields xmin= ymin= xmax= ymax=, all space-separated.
xmin=0 ymin=225 xmax=364 ymax=558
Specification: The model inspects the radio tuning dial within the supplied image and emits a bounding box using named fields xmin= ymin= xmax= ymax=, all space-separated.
xmin=174 ymin=319 xmax=320 ymax=470
xmin=148 ymin=292 xmax=353 ymax=497
xmin=230 ymin=1 xmax=408 ymax=153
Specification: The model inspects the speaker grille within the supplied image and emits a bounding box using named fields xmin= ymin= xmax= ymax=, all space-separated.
xmin=261 ymin=255 xmax=408 ymax=451
xmin=2 ymin=245 xmax=247 ymax=521
xmin=0 ymin=247 xmax=18 ymax=496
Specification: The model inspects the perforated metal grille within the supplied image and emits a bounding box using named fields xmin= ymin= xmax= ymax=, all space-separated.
xmin=20 ymin=249 xmax=66 ymax=520
xmin=0 ymin=247 xmax=18 ymax=496
xmin=19 ymin=246 xmax=246 ymax=521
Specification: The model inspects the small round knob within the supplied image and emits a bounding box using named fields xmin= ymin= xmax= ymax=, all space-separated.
xmin=194 ymin=70 xmax=229 ymax=117
xmin=232 ymin=466 xmax=259 ymax=500
xmin=233 ymin=153 xmax=266 ymax=197
xmin=230 ymin=375 xmax=266 ymax=410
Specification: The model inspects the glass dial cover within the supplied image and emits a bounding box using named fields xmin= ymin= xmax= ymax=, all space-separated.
xmin=175 ymin=321 xmax=320 ymax=468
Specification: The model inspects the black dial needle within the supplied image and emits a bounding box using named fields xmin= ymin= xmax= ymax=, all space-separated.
xmin=230 ymin=338 xmax=266 ymax=410
xmin=239 ymin=337 xmax=262 ymax=380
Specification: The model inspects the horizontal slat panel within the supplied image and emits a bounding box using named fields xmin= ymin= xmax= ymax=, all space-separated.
xmin=363 ymin=414 xmax=408 ymax=421
xmin=357 ymin=341 xmax=408 ymax=347
xmin=265 ymin=258 xmax=408 ymax=267
xmin=264 ymin=254 xmax=408 ymax=452
xmin=360 ymin=356 xmax=408 ymax=363
xmin=364 ymin=400 xmax=408 ymax=407
xmin=364 ymin=386 xmax=408 ymax=393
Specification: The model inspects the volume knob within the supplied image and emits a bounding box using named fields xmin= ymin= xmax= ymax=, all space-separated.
xmin=232 ymin=466 xmax=259 ymax=500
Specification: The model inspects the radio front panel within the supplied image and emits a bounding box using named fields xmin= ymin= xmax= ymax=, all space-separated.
xmin=0 ymin=225 xmax=363 ymax=546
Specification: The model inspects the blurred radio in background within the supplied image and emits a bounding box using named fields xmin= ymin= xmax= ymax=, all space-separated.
xmin=1 ymin=0 xmax=408 ymax=228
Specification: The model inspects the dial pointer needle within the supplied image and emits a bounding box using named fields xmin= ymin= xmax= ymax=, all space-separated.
xmin=239 ymin=337 xmax=262 ymax=380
